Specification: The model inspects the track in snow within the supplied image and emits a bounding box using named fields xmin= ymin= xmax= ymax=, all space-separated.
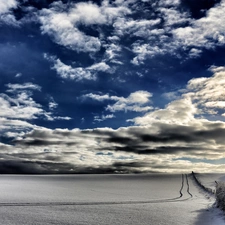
xmin=185 ymin=174 xmax=193 ymax=197
xmin=179 ymin=174 xmax=184 ymax=197
xmin=0 ymin=174 xmax=193 ymax=207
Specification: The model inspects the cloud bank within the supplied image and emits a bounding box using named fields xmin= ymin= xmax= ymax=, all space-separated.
xmin=1 ymin=0 xmax=225 ymax=173
xmin=1 ymin=66 xmax=225 ymax=173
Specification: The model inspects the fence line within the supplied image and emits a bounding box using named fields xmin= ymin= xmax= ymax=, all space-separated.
xmin=191 ymin=171 xmax=214 ymax=195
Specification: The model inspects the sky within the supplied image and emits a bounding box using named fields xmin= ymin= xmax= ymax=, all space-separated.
xmin=1 ymin=0 xmax=225 ymax=174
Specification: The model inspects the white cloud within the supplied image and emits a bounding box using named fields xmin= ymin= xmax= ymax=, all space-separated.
xmin=0 ymin=83 xmax=71 ymax=136
xmin=0 ymin=0 xmax=18 ymax=26
xmin=39 ymin=8 xmax=101 ymax=52
xmin=49 ymin=97 xmax=58 ymax=110
xmin=186 ymin=66 xmax=225 ymax=115
xmin=131 ymin=43 xmax=167 ymax=65
xmin=173 ymin=0 xmax=225 ymax=50
xmin=130 ymin=97 xmax=199 ymax=126
xmin=6 ymin=83 xmax=41 ymax=92
xmin=127 ymin=0 xmax=225 ymax=62
xmin=83 ymin=90 xmax=153 ymax=113
xmin=158 ymin=0 xmax=180 ymax=7
xmin=130 ymin=65 xmax=225 ymax=127
xmin=82 ymin=93 xmax=116 ymax=101
xmin=3 ymin=67 xmax=225 ymax=173
xmin=189 ymin=48 xmax=202 ymax=58
xmin=88 ymin=62 xmax=110 ymax=72
xmin=44 ymin=54 xmax=111 ymax=81
xmin=113 ymin=17 xmax=161 ymax=37
xmin=35 ymin=0 xmax=225 ymax=64
xmin=0 ymin=14 xmax=18 ymax=26
xmin=162 ymin=91 xmax=179 ymax=100
xmin=0 ymin=92 xmax=43 ymax=120
xmin=104 ymin=43 xmax=122 ymax=64
xmin=159 ymin=8 xmax=190 ymax=26
xmin=15 ymin=73 xmax=22 ymax=78
xmin=39 ymin=1 xmax=130 ymax=53
xmin=4 ymin=116 xmax=225 ymax=173
xmin=52 ymin=58 xmax=94 ymax=81
xmin=94 ymin=114 xmax=115 ymax=122
xmin=0 ymin=0 xmax=18 ymax=14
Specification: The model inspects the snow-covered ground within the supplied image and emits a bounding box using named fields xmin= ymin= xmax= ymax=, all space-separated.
xmin=0 ymin=174 xmax=224 ymax=225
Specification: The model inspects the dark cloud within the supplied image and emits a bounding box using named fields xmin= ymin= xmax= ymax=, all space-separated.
xmin=0 ymin=160 xmax=75 ymax=174
xmin=1 ymin=0 xmax=225 ymax=174
xmin=0 ymin=159 xmax=151 ymax=174
xmin=14 ymin=139 xmax=78 ymax=146
xmin=12 ymin=122 xmax=225 ymax=155
xmin=112 ymin=146 xmax=199 ymax=155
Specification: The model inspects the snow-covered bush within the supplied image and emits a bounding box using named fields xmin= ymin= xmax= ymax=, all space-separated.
xmin=215 ymin=181 xmax=225 ymax=211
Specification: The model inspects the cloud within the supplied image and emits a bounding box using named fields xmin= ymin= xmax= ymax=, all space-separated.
xmin=48 ymin=97 xmax=58 ymax=110
xmin=44 ymin=54 xmax=111 ymax=81
xmin=173 ymin=0 xmax=225 ymax=50
xmin=88 ymin=62 xmax=110 ymax=72
xmin=0 ymin=91 xmax=44 ymax=120
xmin=162 ymin=91 xmax=179 ymax=100
xmin=0 ymin=0 xmax=18 ymax=14
xmin=37 ymin=0 xmax=225 ymax=68
xmin=103 ymin=42 xmax=122 ymax=64
xmin=15 ymin=73 xmax=22 ymax=78
xmin=128 ymin=0 xmax=225 ymax=63
xmin=130 ymin=97 xmax=198 ymax=126
xmin=158 ymin=6 xmax=190 ymax=27
xmin=83 ymin=90 xmax=153 ymax=112
xmin=113 ymin=17 xmax=161 ymax=38
xmin=2 ymin=1 xmax=225 ymax=174
xmin=39 ymin=1 xmax=130 ymax=53
xmin=186 ymin=66 xmax=225 ymax=116
xmin=1 ymin=71 xmax=225 ymax=174
xmin=94 ymin=114 xmax=115 ymax=122
xmin=0 ymin=0 xmax=18 ymax=26
xmin=130 ymin=66 xmax=225 ymax=126
xmin=6 ymin=83 xmax=41 ymax=92
xmin=0 ymin=82 xmax=71 ymax=137
xmin=7 ymin=114 xmax=225 ymax=174
xmin=131 ymin=43 xmax=168 ymax=65
xmin=158 ymin=0 xmax=180 ymax=7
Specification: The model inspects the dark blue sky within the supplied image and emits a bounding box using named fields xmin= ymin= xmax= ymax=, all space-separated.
xmin=1 ymin=0 xmax=225 ymax=173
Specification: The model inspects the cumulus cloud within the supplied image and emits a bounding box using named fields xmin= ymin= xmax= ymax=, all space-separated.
xmin=128 ymin=0 xmax=225 ymax=63
xmin=159 ymin=8 xmax=190 ymax=26
xmin=2 ymin=1 xmax=225 ymax=174
xmin=131 ymin=43 xmax=168 ymax=65
xmin=186 ymin=66 xmax=225 ymax=116
xmin=130 ymin=97 xmax=199 ymax=126
xmin=83 ymin=90 xmax=153 ymax=112
xmin=39 ymin=1 xmax=130 ymax=53
xmin=0 ymin=0 xmax=18 ymax=14
xmin=173 ymin=0 xmax=225 ymax=50
xmin=0 ymin=91 xmax=44 ymax=120
xmin=129 ymin=66 xmax=225 ymax=127
xmin=44 ymin=54 xmax=110 ymax=81
xmin=7 ymin=115 xmax=225 ymax=174
xmin=0 ymin=0 xmax=18 ymax=26
xmin=104 ymin=42 xmax=122 ymax=64
xmin=37 ymin=0 xmax=225 ymax=67
xmin=0 ymin=83 xmax=71 ymax=136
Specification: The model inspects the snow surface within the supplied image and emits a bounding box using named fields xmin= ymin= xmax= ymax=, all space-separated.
xmin=0 ymin=174 xmax=224 ymax=225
